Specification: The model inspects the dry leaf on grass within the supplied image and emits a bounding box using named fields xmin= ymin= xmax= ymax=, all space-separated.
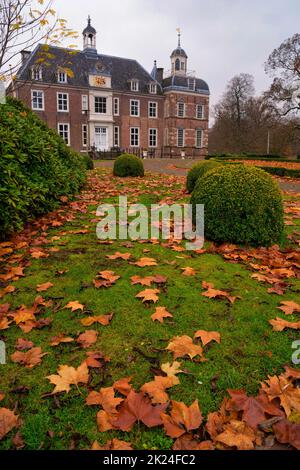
xmin=135 ymin=289 xmax=160 ymax=303
xmin=77 ymin=330 xmax=98 ymax=348
xmin=65 ymin=301 xmax=84 ymax=312
xmin=194 ymin=330 xmax=221 ymax=346
xmin=47 ymin=363 xmax=89 ymax=394
xmin=11 ymin=347 xmax=47 ymax=368
xmin=166 ymin=335 xmax=204 ymax=360
xmin=0 ymin=408 xmax=19 ymax=440
xmin=151 ymin=307 xmax=173 ymax=323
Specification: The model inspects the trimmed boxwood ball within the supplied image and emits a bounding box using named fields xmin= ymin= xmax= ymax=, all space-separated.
xmin=186 ymin=160 xmax=222 ymax=193
xmin=113 ymin=153 xmax=144 ymax=177
xmin=191 ymin=165 xmax=284 ymax=246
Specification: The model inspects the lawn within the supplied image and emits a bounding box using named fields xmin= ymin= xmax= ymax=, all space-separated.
xmin=0 ymin=168 xmax=300 ymax=450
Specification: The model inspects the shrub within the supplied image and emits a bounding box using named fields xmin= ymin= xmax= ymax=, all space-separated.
xmin=82 ymin=153 xmax=94 ymax=170
xmin=186 ymin=160 xmax=222 ymax=193
xmin=113 ymin=153 xmax=144 ymax=177
xmin=260 ymin=166 xmax=300 ymax=178
xmin=0 ymin=97 xmax=86 ymax=239
xmin=191 ymin=165 xmax=284 ymax=246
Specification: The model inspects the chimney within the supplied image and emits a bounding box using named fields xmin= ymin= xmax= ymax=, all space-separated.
xmin=156 ymin=68 xmax=164 ymax=84
xmin=21 ymin=50 xmax=31 ymax=64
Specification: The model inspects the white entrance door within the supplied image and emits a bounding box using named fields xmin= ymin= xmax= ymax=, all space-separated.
xmin=95 ymin=127 xmax=108 ymax=150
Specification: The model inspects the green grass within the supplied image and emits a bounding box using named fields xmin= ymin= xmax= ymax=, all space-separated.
xmin=0 ymin=168 xmax=300 ymax=450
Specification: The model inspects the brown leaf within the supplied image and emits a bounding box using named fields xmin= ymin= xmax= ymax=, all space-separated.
xmin=0 ymin=286 xmax=15 ymax=299
xmin=151 ymin=307 xmax=173 ymax=323
xmin=36 ymin=282 xmax=53 ymax=292
xmin=273 ymin=419 xmax=300 ymax=450
xmin=173 ymin=434 xmax=214 ymax=450
xmin=47 ymin=362 xmax=89 ymax=394
xmin=161 ymin=400 xmax=203 ymax=438
xmin=107 ymin=252 xmax=131 ymax=261
xmin=113 ymin=377 xmax=133 ymax=396
xmin=269 ymin=317 xmax=300 ymax=331
xmin=112 ymin=391 xmax=167 ymax=431
xmin=194 ymin=330 xmax=221 ymax=346
xmin=166 ymin=335 xmax=204 ymax=360
xmin=50 ymin=334 xmax=74 ymax=347
xmin=65 ymin=301 xmax=84 ymax=312
xmin=134 ymin=257 xmax=157 ymax=267
xmin=202 ymin=282 xmax=239 ymax=304
xmin=81 ymin=313 xmax=113 ymax=327
xmin=278 ymin=300 xmax=300 ymax=316
xmin=181 ymin=267 xmax=196 ymax=276
xmin=16 ymin=338 xmax=34 ymax=351
xmin=11 ymin=347 xmax=47 ymax=368
xmin=0 ymin=408 xmax=19 ymax=440
xmin=136 ymin=289 xmax=160 ymax=303
xmin=98 ymin=271 xmax=120 ymax=283
xmin=161 ymin=362 xmax=183 ymax=380
xmin=86 ymin=387 xmax=123 ymax=414
xmin=261 ymin=375 xmax=300 ymax=416
xmin=77 ymin=330 xmax=98 ymax=349
xmin=141 ymin=376 xmax=178 ymax=404
xmin=130 ymin=276 xmax=154 ymax=287
xmin=215 ymin=419 xmax=256 ymax=450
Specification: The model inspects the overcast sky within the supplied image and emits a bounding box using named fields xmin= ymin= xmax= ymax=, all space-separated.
xmin=54 ymin=0 xmax=299 ymax=107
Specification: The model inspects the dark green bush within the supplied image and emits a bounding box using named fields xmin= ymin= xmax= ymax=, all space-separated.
xmin=191 ymin=165 xmax=284 ymax=246
xmin=83 ymin=153 xmax=94 ymax=170
xmin=0 ymin=97 xmax=86 ymax=238
xmin=206 ymin=152 xmax=283 ymax=160
xmin=186 ymin=160 xmax=222 ymax=193
xmin=260 ymin=166 xmax=300 ymax=178
xmin=113 ymin=153 xmax=144 ymax=177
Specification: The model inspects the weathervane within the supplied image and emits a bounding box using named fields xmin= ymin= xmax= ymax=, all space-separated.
xmin=176 ymin=27 xmax=181 ymax=47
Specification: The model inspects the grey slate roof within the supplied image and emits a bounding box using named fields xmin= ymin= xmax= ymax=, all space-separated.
xmin=17 ymin=44 xmax=162 ymax=94
xmin=171 ymin=47 xmax=188 ymax=59
xmin=162 ymin=75 xmax=210 ymax=95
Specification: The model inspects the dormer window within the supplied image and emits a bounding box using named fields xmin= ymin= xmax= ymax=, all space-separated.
xmin=149 ymin=83 xmax=157 ymax=94
xmin=188 ymin=78 xmax=195 ymax=91
xmin=31 ymin=67 xmax=42 ymax=81
xmin=58 ymin=71 xmax=67 ymax=83
xmin=131 ymin=80 xmax=139 ymax=92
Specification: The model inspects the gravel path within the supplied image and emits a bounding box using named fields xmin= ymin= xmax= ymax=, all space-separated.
xmin=95 ymin=159 xmax=300 ymax=193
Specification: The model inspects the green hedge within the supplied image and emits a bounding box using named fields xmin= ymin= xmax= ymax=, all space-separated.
xmin=191 ymin=165 xmax=284 ymax=246
xmin=205 ymin=153 xmax=291 ymax=162
xmin=113 ymin=153 xmax=144 ymax=177
xmin=260 ymin=167 xmax=300 ymax=178
xmin=186 ymin=160 xmax=222 ymax=193
xmin=0 ymin=97 xmax=86 ymax=238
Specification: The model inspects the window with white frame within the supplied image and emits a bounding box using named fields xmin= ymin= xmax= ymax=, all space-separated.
xmin=177 ymin=128 xmax=185 ymax=147
xmin=196 ymin=129 xmax=203 ymax=148
xmin=149 ymin=83 xmax=157 ymax=94
xmin=82 ymin=95 xmax=88 ymax=111
xmin=131 ymin=80 xmax=139 ymax=92
xmin=149 ymin=101 xmax=158 ymax=118
xmin=58 ymin=123 xmax=70 ymax=145
xmin=177 ymin=102 xmax=185 ymax=118
xmin=196 ymin=104 xmax=204 ymax=119
xmin=31 ymin=68 xmax=42 ymax=81
xmin=130 ymin=127 xmax=139 ymax=147
xmin=114 ymin=97 xmax=120 ymax=116
xmin=82 ymin=124 xmax=88 ymax=147
xmin=57 ymin=71 xmax=67 ymax=83
xmin=114 ymin=126 xmax=120 ymax=147
xmin=57 ymin=93 xmax=69 ymax=112
xmin=188 ymin=78 xmax=196 ymax=91
xmin=31 ymin=90 xmax=44 ymax=110
xmin=130 ymin=99 xmax=140 ymax=117
xmin=95 ymin=96 xmax=107 ymax=114
xmin=149 ymin=128 xmax=157 ymax=148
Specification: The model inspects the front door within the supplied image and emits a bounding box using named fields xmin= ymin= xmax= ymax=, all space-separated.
xmin=94 ymin=127 xmax=108 ymax=151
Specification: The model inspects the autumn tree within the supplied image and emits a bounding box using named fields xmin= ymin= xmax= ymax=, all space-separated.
xmin=265 ymin=34 xmax=300 ymax=117
xmin=0 ymin=0 xmax=78 ymax=80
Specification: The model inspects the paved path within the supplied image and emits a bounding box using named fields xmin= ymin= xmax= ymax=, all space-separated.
xmin=95 ymin=159 xmax=300 ymax=193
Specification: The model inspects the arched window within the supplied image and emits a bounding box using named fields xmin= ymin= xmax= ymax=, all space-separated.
xmin=175 ymin=58 xmax=180 ymax=71
xmin=88 ymin=34 xmax=94 ymax=46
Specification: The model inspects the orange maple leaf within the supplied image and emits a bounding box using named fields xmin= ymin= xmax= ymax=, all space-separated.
xmin=151 ymin=307 xmax=173 ymax=323
xmin=47 ymin=362 xmax=89 ymax=394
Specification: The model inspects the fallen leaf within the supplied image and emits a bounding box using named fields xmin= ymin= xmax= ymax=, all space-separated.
xmin=136 ymin=289 xmax=160 ymax=303
xmin=181 ymin=267 xmax=196 ymax=276
xmin=141 ymin=376 xmax=178 ymax=404
xmin=86 ymin=387 xmax=123 ymax=414
xmin=113 ymin=377 xmax=133 ymax=397
xmin=0 ymin=408 xmax=19 ymax=440
xmin=216 ymin=419 xmax=256 ymax=450
xmin=107 ymin=252 xmax=131 ymax=261
xmin=194 ymin=330 xmax=221 ymax=346
xmin=134 ymin=257 xmax=157 ymax=267
xmin=131 ymin=276 xmax=154 ymax=287
xmin=15 ymin=338 xmax=34 ymax=351
xmin=91 ymin=439 xmax=133 ymax=450
xmin=50 ymin=335 xmax=74 ymax=347
xmin=81 ymin=313 xmax=113 ymax=327
xmin=161 ymin=400 xmax=203 ymax=438
xmin=77 ymin=330 xmax=98 ymax=348
xmin=11 ymin=347 xmax=47 ymax=368
xmin=36 ymin=282 xmax=53 ymax=292
xmin=151 ymin=307 xmax=173 ymax=323
xmin=278 ymin=301 xmax=300 ymax=316
xmin=65 ymin=301 xmax=84 ymax=312
xmin=269 ymin=317 xmax=300 ymax=331
xmin=47 ymin=362 xmax=89 ymax=394
xmin=166 ymin=335 xmax=203 ymax=360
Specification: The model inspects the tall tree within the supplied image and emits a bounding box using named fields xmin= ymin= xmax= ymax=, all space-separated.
xmin=265 ymin=34 xmax=300 ymax=116
xmin=0 ymin=0 xmax=78 ymax=80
